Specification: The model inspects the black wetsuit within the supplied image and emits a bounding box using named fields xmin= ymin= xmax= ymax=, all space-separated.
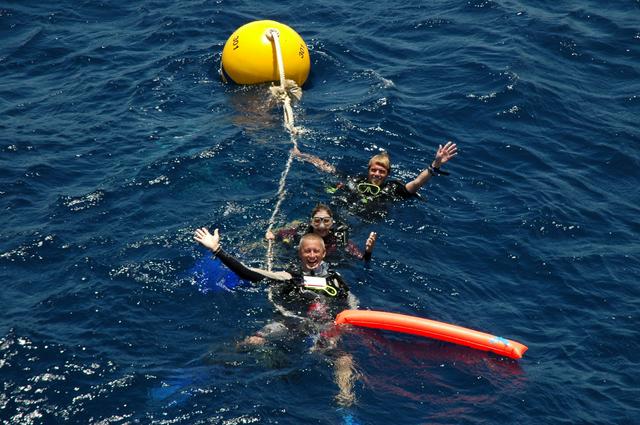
xmin=346 ymin=175 xmax=413 ymax=203
xmin=215 ymin=248 xmax=350 ymax=320
xmin=330 ymin=175 xmax=416 ymax=220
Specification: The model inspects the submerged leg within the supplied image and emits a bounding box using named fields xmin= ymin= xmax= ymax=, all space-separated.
xmin=237 ymin=321 xmax=289 ymax=349
xmin=240 ymin=335 xmax=267 ymax=346
xmin=334 ymin=353 xmax=357 ymax=407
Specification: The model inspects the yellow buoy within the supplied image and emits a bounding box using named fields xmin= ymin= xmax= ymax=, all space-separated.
xmin=221 ymin=20 xmax=310 ymax=86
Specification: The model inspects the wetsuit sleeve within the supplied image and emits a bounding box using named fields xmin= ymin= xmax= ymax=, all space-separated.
xmin=215 ymin=248 xmax=266 ymax=283
xmin=345 ymin=240 xmax=371 ymax=261
xmin=276 ymin=226 xmax=298 ymax=243
xmin=392 ymin=180 xmax=414 ymax=199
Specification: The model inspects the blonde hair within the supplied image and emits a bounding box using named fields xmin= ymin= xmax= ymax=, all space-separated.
xmin=299 ymin=233 xmax=326 ymax=252
xmin=368 ymin=151 xmax=391 ymax=171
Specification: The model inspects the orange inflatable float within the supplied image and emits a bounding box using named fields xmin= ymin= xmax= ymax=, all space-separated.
xmin=335 ymin=310 xmax=528 ymax=360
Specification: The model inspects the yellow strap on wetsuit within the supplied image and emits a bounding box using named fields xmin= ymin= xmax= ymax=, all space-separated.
xmin=318 ymin=285 xmax=338 ymax=297
xmin=303 ymin=276 xmax=338 ymax=297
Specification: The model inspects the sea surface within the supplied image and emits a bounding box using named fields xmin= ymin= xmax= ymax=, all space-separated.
xmin=1 ymin=1 xmax=639 ymax=424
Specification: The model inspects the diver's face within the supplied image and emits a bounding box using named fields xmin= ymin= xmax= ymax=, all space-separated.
xmin=299 ymin=239 xmax=326 ymax=271
xmin=310 ymin=213 xmax=333 ymax=238
xmin=368 ymin=163 xmax=389 ymax=186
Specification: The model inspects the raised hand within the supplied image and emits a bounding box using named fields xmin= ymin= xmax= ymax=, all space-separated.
xmin=433 ymin=141 xmax=458 ymax=168
xmin=365 ymin=232 xmax=377 ymax=253
xmin=194 ymin=227 xmax=220 ymax=252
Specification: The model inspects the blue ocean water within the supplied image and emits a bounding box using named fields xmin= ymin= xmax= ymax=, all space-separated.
xmin=1 ymin=0 xmax=639 ymax=423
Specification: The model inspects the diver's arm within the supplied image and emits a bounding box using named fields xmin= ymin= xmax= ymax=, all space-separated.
xmin=214 ymin=249 xmax=270 ymax=282
xmin=405 ymin=167 xmax=435 ymax=194
xmin=345 ymin=240 xmax=364 ymax=260
xmin=405 ymin=142 xmax=457 ymax=194
xmin=347 ymin=232 xmax=376 ymax=261
xmin=265 ymin=222 xmax=302 ymax=243
xmin=194 ymin=227 xmax=291 ymax=282
xmin=364 ymin=231 xmax=377 ymax=261
xmin=292 ymin=146 xmax=337 ymax=174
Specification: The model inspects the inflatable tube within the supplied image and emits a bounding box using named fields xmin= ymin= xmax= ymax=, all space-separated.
xmin=221 ymin=20 xmax=310 ymax=86
xmin=335 ymin=310 xmax=527 ymax=360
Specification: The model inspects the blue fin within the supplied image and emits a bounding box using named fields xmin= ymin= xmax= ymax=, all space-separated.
xmin=189 ymin=251 xmax=244 ymax=292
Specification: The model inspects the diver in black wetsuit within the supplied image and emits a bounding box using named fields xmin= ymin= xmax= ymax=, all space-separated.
xmin=194 ymin=227 xmax=358 ymax=406
xmin=292 ymin=142 xmax=458 ymax=218
xmin=266 ymin=203 xmax=377 ymax=264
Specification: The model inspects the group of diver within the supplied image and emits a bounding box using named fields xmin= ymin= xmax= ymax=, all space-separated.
xmin=194 ymin=141 xmax=458 ymax=406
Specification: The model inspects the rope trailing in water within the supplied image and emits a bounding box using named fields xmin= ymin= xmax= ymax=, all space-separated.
xmin=265 ymin=28 xmax=303 ymax=271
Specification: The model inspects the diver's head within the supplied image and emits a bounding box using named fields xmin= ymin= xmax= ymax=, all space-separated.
xmin=367 ymin=152 xmax=390 ymax=186
xmin=298 ymin=233 xmax=326 ymax=271
xmin=310 ymin=203 xmax=334 ymax=238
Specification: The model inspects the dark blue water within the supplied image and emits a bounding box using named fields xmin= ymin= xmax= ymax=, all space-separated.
xmin=2 ymin=1 xmax=639 ymax=423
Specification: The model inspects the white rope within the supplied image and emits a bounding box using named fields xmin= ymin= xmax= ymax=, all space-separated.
xmin=265 ymin=137 xmax=297 ymax=270
xmin=264 ymin=28 xmax=303 ymax=271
